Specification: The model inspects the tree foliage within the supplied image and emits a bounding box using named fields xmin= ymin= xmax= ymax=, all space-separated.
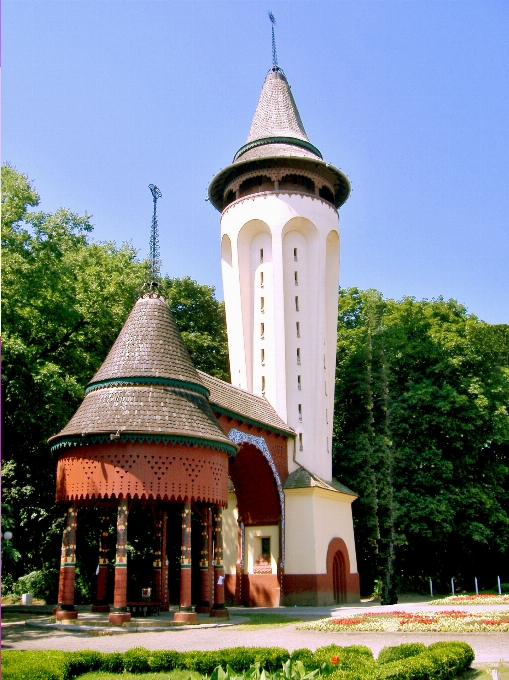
xmin=1 ymin=165 xmax=229 ymax=581
xmin=333 ymin=288 xmax=509 ymax=598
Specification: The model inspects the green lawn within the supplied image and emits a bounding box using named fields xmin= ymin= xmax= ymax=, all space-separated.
xmin=457 ymin=663 xmax=509 ymax=680
xmin=234 ymin=614 xmax=313 ymax=629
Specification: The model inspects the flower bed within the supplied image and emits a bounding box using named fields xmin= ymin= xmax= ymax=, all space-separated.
xmin=300 ymin=610 xmax=509 ymax=632
xmin=429 ymin=594 xmax=509 ymax=605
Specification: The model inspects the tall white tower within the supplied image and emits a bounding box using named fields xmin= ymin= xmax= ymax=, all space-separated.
xmin=209 ymin=65 xmax=350 ymax=483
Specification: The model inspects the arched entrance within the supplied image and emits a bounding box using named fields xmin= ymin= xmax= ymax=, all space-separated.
xmin=332 ymin=550 xmax=347 ymax=604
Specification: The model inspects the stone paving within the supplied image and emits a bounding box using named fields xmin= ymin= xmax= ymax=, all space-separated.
xmin=2 ymin=601 xmax=509 ymax=663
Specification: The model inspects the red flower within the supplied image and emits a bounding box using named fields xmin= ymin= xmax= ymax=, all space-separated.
xmin=331 ymin=656 xmax=340 ymax=665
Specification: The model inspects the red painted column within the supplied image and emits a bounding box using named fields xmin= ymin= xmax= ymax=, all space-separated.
xmin=160 ymin=511 xmax=170 ymax=611
xmin=196 ymin=507 xmax=210 ymax=613
xmin=92 ymin=511 xmax=110 ymax=612
xmin=153 ymin=510 xmax=163 ymax=603
xmin=211 ymin=506 xmax=228 ymax=617
xmin=174 ymin=502 xmax=196 ymax=623
xmin=108 ymin=498 xmax=131 ymax=625
xmin=57 ymin=503 xmax=78 ymax=620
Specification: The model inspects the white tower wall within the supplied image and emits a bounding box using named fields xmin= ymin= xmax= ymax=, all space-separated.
xmin=220 ymin=192 xmax=339 ymax=481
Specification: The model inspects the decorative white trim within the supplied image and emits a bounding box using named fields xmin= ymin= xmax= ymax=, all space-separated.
xmin=228 ymin=428 xmax=285 ymax=567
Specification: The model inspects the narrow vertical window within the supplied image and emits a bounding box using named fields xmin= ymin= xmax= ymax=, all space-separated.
xmin=261 ymin=376 xmax=266 ymax=395
xmin=295 ymin=296 xmax=299 ymax=312
xmin=325 ymin=381 xmax=327 ymax=396
xmin=261 ymin=297 xmax=265 ymax=313
xmin=260 ymin=271 xmax=264 ymax=287
xmin=260 ymin=248 xmax=264 ymax=263
xmin=260 ymin=322 xmax=265 ymax=339
xmin=294 ymin=271 xmax=298 ymax=286
xmin=299 ymin=433 xmax=303 ymax=451
xmin=294 ymin=247 xmax=298 ymax=261
xmin=326 ymin=409 xmax=328 ymax=424
xmin=297 ymin=348 xmax=301 ymax=365
xmin=297 ymin=375 xmax=301 ymax=390
xmin=298 ymin=404 xmax=303 ymax=422
xmin=261 ymin=348 xmax=265 ymax=365
xmin=296 ymin=322 xmax=300 ymax=337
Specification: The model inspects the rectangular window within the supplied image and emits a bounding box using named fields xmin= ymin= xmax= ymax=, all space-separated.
xmin=297 ymin=348 xmax=301 ymax=365
xmin=261 ymin=376 xmax=266 ymax=394
xmin=299 ymin=433 xmax=303 ymax=451
xmin=295 ymin=296 xmax=299 ymax=312
xmin=294 ymin=248 xmax=298 ymax=261
xmin=294 ymin=271 xmax=298 ymax=286
xmin=261 ymin=537 xmax=271 ymax=555
xmin=260 ymin=248 xmax=264 ymax=263
xmin=261 ymin=297 xmax=265 ymax=313
xmin=260 ymin=271 xmax=264 ymax=287
xmin=297 ymin=375 xmax=301 ymax=390
xmin=296 ymin=321 xmax=300 ymax=337
xmin=261 ymin=322 xmax=265 ymax=339
xmin=261 ymin=348 xmax=265 ymax=365
xmin=298 ymin=404 xmax=302 ymax=422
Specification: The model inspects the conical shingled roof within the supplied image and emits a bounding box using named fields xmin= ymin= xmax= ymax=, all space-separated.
xmin=245 ymin=70 xmax=310 ymax=144
xmin=48 ymin=292 xmax=235 ymax=453
xmin=234 ymin=68 xmax=322 ymax=164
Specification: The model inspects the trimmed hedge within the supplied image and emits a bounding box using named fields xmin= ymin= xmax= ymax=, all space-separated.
xmin=2 ymin=642 xmax=474 ymax=680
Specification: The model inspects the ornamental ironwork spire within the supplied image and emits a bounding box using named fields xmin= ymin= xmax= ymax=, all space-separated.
xmin=268 ymin=11 xmax=278 ymax=70
xmin=148 ymin=184 xmax=162 ymax=281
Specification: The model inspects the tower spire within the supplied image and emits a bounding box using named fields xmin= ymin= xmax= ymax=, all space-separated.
xmin=148 ymin=184 xmax=162 ymax=281
xmin=268 ymin=11 xmax=278 ymax=70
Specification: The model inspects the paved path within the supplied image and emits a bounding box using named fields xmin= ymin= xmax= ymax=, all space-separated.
xmin=3 ymin=603 xmax=509 ymax=663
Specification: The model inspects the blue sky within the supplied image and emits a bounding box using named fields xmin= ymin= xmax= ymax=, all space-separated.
xmin=4 ymin=1 xmax=508 ymax=323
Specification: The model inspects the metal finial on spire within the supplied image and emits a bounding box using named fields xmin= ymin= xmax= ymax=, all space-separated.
xmin=148 ymin=184 xmax=162 ymax=281
xmin=268 ymin=11 xmax=278 ymax=69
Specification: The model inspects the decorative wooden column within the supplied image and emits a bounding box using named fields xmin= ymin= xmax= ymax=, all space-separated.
xmin=160 ymin=510 xmax=170 ymax=610
xmin=92 ymin=511 xmax=110 ymax=612
xmin=109 ymin=498 xmax=131 ymax=625
xmin=174 ymin=502 xmax=196 ymax=623
xmin=211 ymin=506 xmax=228 ymax=617
xmin=57 ymin=503 xmax=78 ymax=620
xmin=152 ymin=510 xmax=163 ymax=603
xmin=196 ymin=507 xmax=211 ymax=613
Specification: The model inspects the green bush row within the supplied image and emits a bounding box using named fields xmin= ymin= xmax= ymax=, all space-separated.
xmin=2 ymin=642 xmax=474 ymax=680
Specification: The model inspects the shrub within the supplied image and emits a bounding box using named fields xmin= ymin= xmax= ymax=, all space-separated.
xmin=2 ymin=651 xmax=67 ymax=680
xmin=10 ymin=569 xmax=59 ymax=603
xmin=314 ymin=645 xmax=374 ymax=673
xmin=99 ymin=652 xmax=124 ymax=673
xmin=122 ymin=647 xmax=151 ymax=673
xmin=291 ymin=649 xmax=315 ymax=670
xmin=377 ymin=644 xmax=427 ymax=665
xmin=253 ymin=647 xmax=291 ymax=672
xmin=66 ymin=650 xmax=102 ymax=677
xmin=147 ymin=650 xmax=180 ymax=672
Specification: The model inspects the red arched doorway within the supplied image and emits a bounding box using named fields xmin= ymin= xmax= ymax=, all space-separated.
xmin=332 ymin=550 xmax=347 ymax=604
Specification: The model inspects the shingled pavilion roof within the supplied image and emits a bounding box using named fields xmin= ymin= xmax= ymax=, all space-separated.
xmin=284 ymin=467 xmax=357 ymax=497
xmin=49 ymin=291 xmax=235 ymax=455
xmin=199 ymin=370 xmax=294 ymax=437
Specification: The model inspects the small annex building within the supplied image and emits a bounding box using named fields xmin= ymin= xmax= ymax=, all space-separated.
xmin=51 ymin=54 xmax=361 ymax=622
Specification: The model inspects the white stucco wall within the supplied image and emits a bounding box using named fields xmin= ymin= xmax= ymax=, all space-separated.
xmin=245 ymin=525 xmax=279 ymax=574
xmin=284 ymin=487 xmax=358 ymax=574
xmin=220 ymin=192 xmax=339 ymax=481
xmin=223 ymin=492 xmax=239 ymax=575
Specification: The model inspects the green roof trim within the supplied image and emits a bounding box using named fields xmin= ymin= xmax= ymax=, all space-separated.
xmin=51 ymin=433 xmax=237 ymax=457
xmin=234 ymin=136 xmax=323 ymax=162
xmin=210 ymin=404 xmax=293 ymax=438
xmin=85 ymin=376 xmax=210 ymax=398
